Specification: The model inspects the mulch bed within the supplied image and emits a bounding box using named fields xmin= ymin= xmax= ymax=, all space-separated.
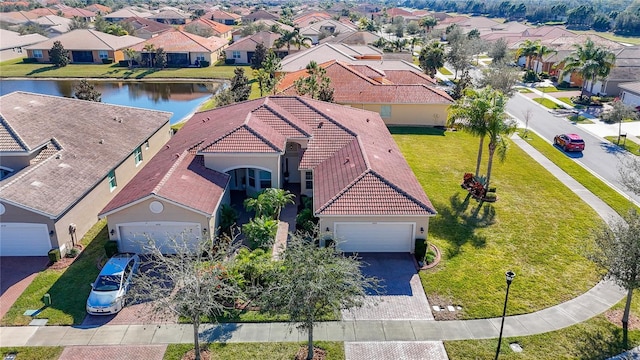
xmin=294 ymin=346 xmax=327 ymax=360
xmin=48 ymin=244 xmax=84 ymax=270
xmin=182 ymin=349 xmax=211 ymax=360
xmin=604 ymin=309 xmax=640 ymax=330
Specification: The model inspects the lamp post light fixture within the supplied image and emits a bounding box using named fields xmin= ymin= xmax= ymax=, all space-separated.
xmin=495 ymin=270 xmax=515 ymax=360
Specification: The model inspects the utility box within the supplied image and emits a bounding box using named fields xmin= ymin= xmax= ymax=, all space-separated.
xmin=43 ymin=293 xmax=51 ymax=306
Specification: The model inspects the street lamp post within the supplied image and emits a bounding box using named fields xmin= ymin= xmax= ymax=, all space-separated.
xmin=495 ymin=270 xmax=516 ymax=360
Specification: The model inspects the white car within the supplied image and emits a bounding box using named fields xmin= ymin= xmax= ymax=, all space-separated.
xmin=86 ymin=253 xmax=139 ymax=315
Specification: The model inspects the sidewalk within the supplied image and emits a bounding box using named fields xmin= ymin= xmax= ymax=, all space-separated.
xmin=0 ymin=131 xmax=628 ymax=349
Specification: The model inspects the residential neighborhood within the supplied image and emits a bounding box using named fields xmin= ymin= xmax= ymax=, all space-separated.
xmin=2 ymin=1 xmax=640 ymax=360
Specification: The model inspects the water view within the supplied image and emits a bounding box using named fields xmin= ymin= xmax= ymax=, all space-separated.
xmin=0 ymin=79 xmax=222 ymax=124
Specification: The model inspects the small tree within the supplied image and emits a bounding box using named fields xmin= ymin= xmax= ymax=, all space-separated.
xmin=260 ymin=235 xmax=380 ymax=360
xmin=294 ymin=61 xmax=334 ymax=102
xmin=251 ymin=42 xmax=267 ymax=70
xmin=154 ymin=47 xmax=167 ymax=69
xmin=242 ymin=216 xmax=278 ymax=249
xmin=123 ymin=48 xmax=137 ymax=69
xmin=418 ymin=41 xmax=445 ymax=78
xmin=589 ymin=210 xmax=640 ymax=347
xmin=244 ymin=188 xmax=295 ymax=220
xmin=69 ymin=16 xmax=89 ymax=30
xmin=49 ymin=40 xmax=70 ymax=67
xmin=143 ymin=44 xmax=156 ymax=68
xmin=73 ymin=79 xmax=101 ymax=102
xmin=488 ymin=38 xmax=509 ymax=64
xmin=479 ymin=65 xmax=520 ymax=97
xmin=128 ymin=235 xmax=245 ymax=360
xmin=600 ymin=100 xmax=639 ymax=143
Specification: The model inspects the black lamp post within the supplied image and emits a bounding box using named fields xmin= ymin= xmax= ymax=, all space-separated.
xmin=495 ymin=270 xmax=515 ymax=360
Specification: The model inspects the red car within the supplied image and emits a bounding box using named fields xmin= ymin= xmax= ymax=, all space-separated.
xmin=554 ymin=133 xmax=585 ymax=152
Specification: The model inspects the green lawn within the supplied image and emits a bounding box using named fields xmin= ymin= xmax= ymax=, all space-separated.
xmin=533 ymin=97 xmax=564 ymax=109
xmin=438 ymin=67 xmax=453 ymax=75
xmin=537 ymin=86 xmax=560 ymax=93
xmin=0 ymin=347 xmax=63 ymax=360
xmin=519 ymin=130 xmax=637 ymax=216
xmin=569 ymin=30 xmax=640 ymax=45
xmin=605 ymin=136 xmax=640 ymax=155
xmin=517 ymin=88 xmax=533 ymax=93
xmin=0 ymin=58 xmax=250 ymax=80
xmin=445 ymin=290 xmax=640 ymax=359
xmin=164 ymin=342 xmax=344 ymax=360
xmin=557 ymin=97 xmax=575 ymax=106
xmin=1 ymin=220 xmax=108 ymax=326
xmin=392 ymin=127 xmax=601 ymax=319
xmin=567 ymin=114 xmax=594 ymax=124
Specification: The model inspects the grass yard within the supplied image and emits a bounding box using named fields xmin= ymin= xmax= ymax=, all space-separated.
xmin=0 ymin=347 xmax=63 ymax=360
xmin=605 ymin=136 xmax=640 ymax=155
xmin=392 ymin=127 xmax=601 ymax=319
xmin=1 ymin=220 xmax=108 ymax=326
xmin=569 ymin=30 xmax=640 ymax=46
xmin=537 ymin=86 xmax=559 ymax=93
xmin=519 ymin=130 xmax=637 ymax=216
xmin=557 ymin=97 xmax=575 ymax=106
xmin=517 ymin=88 xmax=533 ymax=93
xmin=0 ymin=58 xmax=250 ymax=80
xmin=533 ymin=97 xmax=564 ymax=109
xmin=445 ymin=290 xmax=640 ymax=359
xmin=163 ymin=342 xmax=344 ymax=360
xmin=568 ymin=114 xmax=594 ymax=124
xmin=438 ymin=67 xmax=453 ymax=75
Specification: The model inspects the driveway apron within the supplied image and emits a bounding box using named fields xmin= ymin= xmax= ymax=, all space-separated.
xmin=0 ymin=257 xmax=48 ymax=319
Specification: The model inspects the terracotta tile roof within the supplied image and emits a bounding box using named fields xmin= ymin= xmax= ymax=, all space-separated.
xmin=121 ymin=17 xmax=173 ymax=35
xmin=279 ymin=60 xmax=452 ymax=104
xmin=130 ymin=30 xmax=227 ymax=53
xmin=0 ymin=10 xmax=38 ymax=24
xmin=293 ymin=11 xmax=332 ymax=27
xmin=29 ymin=8 xmax=58 ymax=16
xmin=0 ymin=114 xmax=28 ymax=151
xmin=383 ymin=70 xmax=436 ymax=85
xmin=148 ymin=9 xmax=190 ymax=20
xmin=104 ymin=8 xmax=152 ymax=20
xmin=206 ymin=9 xmax=241 ymax=20
xmin=0 ymin=92 xmax=171 ymax=218
xmin=102 ymin=96 xmax=435 ymax=218
xmin=189 ymin=17 xmax=233 ymax=36
xmin=226 ymin=31 xmax=281 ymax=52
xmin=60 ymin=7 xmax=95 ymax=18
xmin=319 ymin=31 xmax=381 ymax=45
xmin=25 ymin=29 xmax=145 ymax=51
xmin=84 ymin=4 xmax=111 ymax=13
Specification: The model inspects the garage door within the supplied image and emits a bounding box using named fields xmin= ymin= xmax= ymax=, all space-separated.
xmin=0 ymin=223 xmax=51 ymax=256
xmin=118 ymin=222 xmax=201 ymax=254
xmin=334 ymin=222 xmax=414 ymax=253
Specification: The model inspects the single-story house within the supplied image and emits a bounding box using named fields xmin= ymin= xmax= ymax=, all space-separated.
xmin=0 ymin=29 xmax=47 ymax=61
xmin=28 ymin=8 xmax=59 ymax=17
xmin=207 ymin=9 xmax=241 ymax=25
xmin=120 ymin=17 xmax=173 ymax=40
xmin=24 ymin=29 xmax=145 ymax=63
xmin=130 ymin=30 xmax=228 ymax=67
xmin=60 ymin=7 xmax=95 ymax=22
xmin=224 ymin=31 xmax=282 ymax=65
xmin=582 ymin=46 xmax=640 ymax=96
xmin=148 ymin=9 xmax=191 ymax=25
xmin=619 ymin=81 xmax=640 ymax=108
xmin=292 ymin=11 xmax=331 ymax=28
xmin=103 ymin=7 xmax=152 ymax=22
xmin=0 ymin=92 xmax=172 ymax=256
xmin=100 ymin=96 xmax=435 ymax=254
xmin=29 ymin=15 xmax=72 ymax=37
xmin=319 ymin=30 xmax=381 ymax=45
xmin=278 ymin=60 xmax=452 ymax=126
xmin=84 ymin=3 xmax=111 ymax=15
xmin=184 ymin=17 xmax=233 ymax=39
xmin=299 ymin=19 xmax=357 ymax=44
xmin=0 ymin=10 xmax=38 ymax=25
xmin=242 ymin=9 xmax=279 ymax=22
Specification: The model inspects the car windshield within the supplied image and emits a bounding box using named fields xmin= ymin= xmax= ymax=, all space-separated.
xmin=93 ymin=275 xmax=122 ymax=291
xmin=571 ymin=139 xmax=585 ymax=144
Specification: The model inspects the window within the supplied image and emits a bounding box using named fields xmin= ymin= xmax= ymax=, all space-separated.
xmin=195 ymin=53 xmax=205 ymax=61
xmin=145 ymin=140 xmax=150 ymax=149
xmin=248 ymin=169 xmax=255 ymax=187
xmin=259 ymin=170 xmax=271 ymax=188
xmin=305 ymin=171 xmax=313 ymax=190
xmin=0 ymin=166 xmax=13 ymax=180
xmin=32 ymin=50 xmax=43 ymax=58
xmin=380 ymin=105 xmax=391 ymax=118
xmin=232 ymin=51 xmax=241 ymax=59
xmin=134 ymin=146 xmax=143 ymax=166
xmin=108 ymin=170 xmax=117 ymax=191
xmin=98 ymin=50 xmax=109 ymax=59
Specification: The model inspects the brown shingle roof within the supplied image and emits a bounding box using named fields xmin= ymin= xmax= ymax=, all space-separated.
xmin=0 ymin=92 xmax=171 ymax=218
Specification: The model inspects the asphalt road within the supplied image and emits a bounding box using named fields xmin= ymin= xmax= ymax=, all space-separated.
xmin=506 ymin=93 xmax=640 ymax=205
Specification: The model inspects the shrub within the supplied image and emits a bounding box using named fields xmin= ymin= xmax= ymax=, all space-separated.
xmin=424 ymin=248 xmax=437 ymax=264
xmin=22 ymin=57 xmax=38 ymax=63
xmin=539 ymin=72 xmax=550 ymax=79
xmin=199 ymin=60 xmax=210 ymax=67
xmin=522 ymin=69 xmax=540 ymax=83
xmin=66 ymin=247 xmax=79 ymax=258
xmin=242 ymin=216 xmax=278 ymax=250
xmin=118 ymin=60 xmax=129 ymax=67
xmin=219 ymin=204 xmax=239 ymax=236
xmin=295 ymin=208 xmax=319 ymax=234
xmin=230 ymin=248 xmax=277 ymax=292
xmin=102 ymin=58 xmax=114 ymax=64
xmin=225 ymin=58 xmax=236 ymax=65
xmin=104 ymin=240 xmax=119 ymax=258
xmin=48 ymin=248 xmax=61 ymax=263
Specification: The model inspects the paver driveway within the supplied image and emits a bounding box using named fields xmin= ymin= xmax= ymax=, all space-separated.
xmin=342 ymin=253 xmax=433 ymax=321
xmin=0 ymin=257 xmax=48 ymax=319
xmin=345 ymin=342 xmax=448 ymax=360
xmin=58 ymin=345 xmax=167 ymax=360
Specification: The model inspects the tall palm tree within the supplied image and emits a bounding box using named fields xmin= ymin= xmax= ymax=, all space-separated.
xmin=483 ymin=91 xmax=517 ymax=192
xmin=515 ymin=39 xmax=539 ymax=70
xmin=408 ymin=36 xmax=423 ymax=55
xmin=142 ymin=44 xmax=156 ymax=68
xmin=562 ymin=38 xmax=617 ymax=96
xmin=418 ymin=41 xmax=445 ymax=78
xmin=419 ymin=16 xmax=437 ymax=33
xmin=123 ymin=48 xmax=136 ymax=69
xmin=533 ymin=44 xmax=557 ymax=73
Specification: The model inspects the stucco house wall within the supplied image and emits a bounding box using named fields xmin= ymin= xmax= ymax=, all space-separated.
xmin=203 ymin=153 xmax=281 ymax=188
xmin=353 ymin=103 xmax=448 ymax=127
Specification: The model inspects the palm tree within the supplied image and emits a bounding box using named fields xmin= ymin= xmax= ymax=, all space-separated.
xmin=419 ymin=16 xmax=437 ymax=33
xmin=142 ymin=44 xmax=156 ymax=68
xmin=515 ymin=39 xmax=539 ymax=70
xmin=274 ymin=28 xmax=311 ymax=53
xmin=408 ymin=37 xmax=423 ymax=55
xmin=418 ymin=41 xmax=445 ymax=78
xmin=391 ymin=38 xmax=407 ymax=53
xmin=533 ymin=44 xmax=557 ymax=73
xmin=562 ymin=38 xmax=617 ymax=97
xmin=483 ymin=91 xmax=517 ymax=192
xmin=123 ymin=48 xmax=136 ymax=69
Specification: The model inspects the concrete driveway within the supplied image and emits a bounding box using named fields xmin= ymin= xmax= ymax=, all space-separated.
xmin=342 ymin=253 xmax=433 ymax=321
xmin=0 ymin=257 xmax=48 ymax=319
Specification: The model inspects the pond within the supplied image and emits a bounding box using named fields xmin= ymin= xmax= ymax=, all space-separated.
xmin=0 ymin=79 xmax=222 ymax=124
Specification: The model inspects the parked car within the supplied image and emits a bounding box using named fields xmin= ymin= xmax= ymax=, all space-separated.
xmin=554 ymin=133 xmax=585 ymax=152
xmin=86 ymin=253 xmax=140 ymax=315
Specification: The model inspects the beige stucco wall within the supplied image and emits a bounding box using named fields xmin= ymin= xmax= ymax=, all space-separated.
xmin=203 ymin=153 xmax=281 ymax=187
xmin=318 ymin=215 xmax=431 ymax=242
xmin=105 ymin=197 xmax=214 ymax=242
xmin=348 ymin=103 xmax=449 ymax=127
xmin=0 ymin=202 xmax=56 ymax=247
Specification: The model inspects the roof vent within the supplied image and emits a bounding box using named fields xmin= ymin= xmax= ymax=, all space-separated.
xmin=175 ymin=153 xmax=180 ymax=159
xmin=344 ymin=157 xmax=350 ymax=165
xmin=366 ymin=118 xmax=370 ymax=122
xmin=166 ymin=144 xmax=171 ymax=149
xmin=99 ymin=139 xmax=104 ymax=144
xmin=388 ymin=149 xmax=392 ymax=153
xmin=317 ymin=121 xmax=323 ymax=129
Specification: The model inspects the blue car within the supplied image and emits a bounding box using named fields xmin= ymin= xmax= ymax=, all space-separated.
xmin=86 ymin=253 xmax=139 ymax=315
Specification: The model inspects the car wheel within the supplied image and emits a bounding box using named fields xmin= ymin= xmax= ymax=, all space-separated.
xmin=563 ymin=145 xmax=569 ymax=152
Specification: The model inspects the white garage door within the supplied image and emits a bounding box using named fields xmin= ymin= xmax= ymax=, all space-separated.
xmin=0 ymin=223 xmax=51 ymax=256
xmin=118 ymin=222 xmax=201 ymax=254
xmin=334 ymin=222 xmax=414 ymax=253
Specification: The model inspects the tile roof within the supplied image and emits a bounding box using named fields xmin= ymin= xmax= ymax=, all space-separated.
xmin=130 ymin=30 xmax=227 ymax=53
xmin=251 ymin=19 xmax=294 ymax=33
xmin=148 ymin=9 xmax=190 ymax=20
xmin=0 ymin=29 xmax=47 ymax=50
xmin=103 ymin=7 xmax=152 ymax=20
xmin=0 ymin=92 xmax=171 ymax=218
xmin=226 ymin=31 xmax=281 ymax=52
xmin=121 ymin=17 xmax=173 ymax=35
xmin=319 ymin=31 xmax=381 ymax=45
xmin=299 ymin=19 xmax=357 ymax=36
xmin=0 ymin=10 xmax=38 ymax=24
xmin=29 ymin=8 xmax=58 ymax=16
xmin=60 ymin=7 xmax=95 ymax=18
xmin=206 ymin=9 xmax=241 ymax=20
xmin=188 ymin=17 xmax=233 ymax=36
xmin=279 ymin=60 xmax=452 ymax=105
xmin=620 ymin=81 xmax=640 ymax=94
xmin=84 ymin=4 xmax=111 ymax=13
xmin=293 ymin=11 xmax=332 ymax=27
xmin=101 ymin=96 xmax=435 ymax=217
xmin=24 ymin=29 xmax=145 ymax=51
